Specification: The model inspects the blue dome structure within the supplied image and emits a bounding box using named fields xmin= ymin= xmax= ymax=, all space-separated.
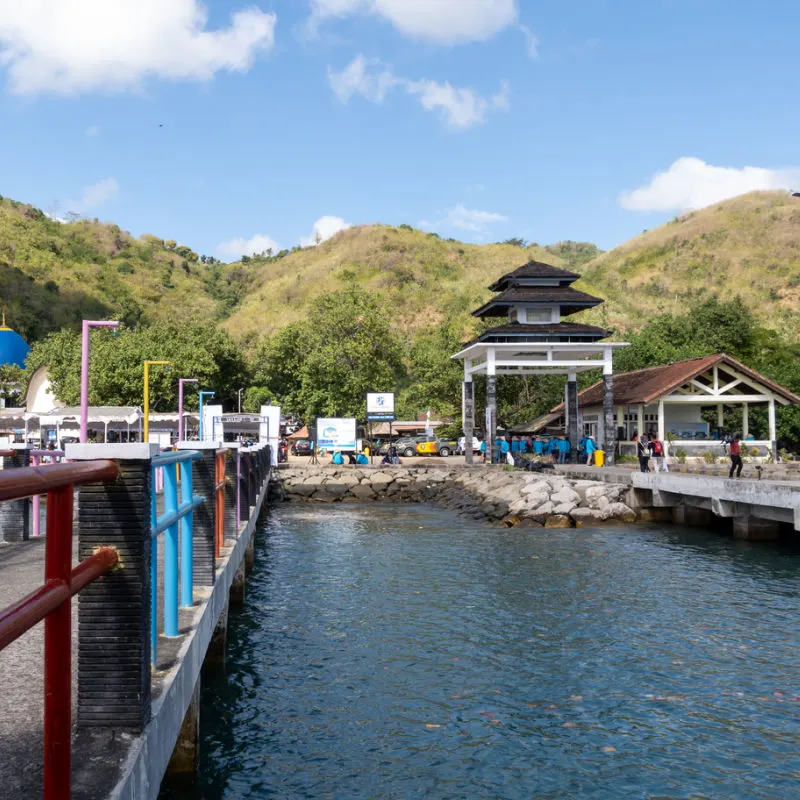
xmin=0 ymin=313 xmax=30 ymax=368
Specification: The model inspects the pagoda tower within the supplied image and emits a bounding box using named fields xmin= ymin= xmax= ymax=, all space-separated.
xmin=452 ymin=260 xmax=627 ymax=465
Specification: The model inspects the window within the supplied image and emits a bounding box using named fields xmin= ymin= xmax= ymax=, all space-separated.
xmin=525 ymin=307 xmax=553 ymax=324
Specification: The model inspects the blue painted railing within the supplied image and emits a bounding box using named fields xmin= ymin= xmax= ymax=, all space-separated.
xmin=150 ymin=450 xmax=204 ymax=666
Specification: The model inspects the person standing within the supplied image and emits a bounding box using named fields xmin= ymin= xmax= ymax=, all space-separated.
xmin=729 ymin=434 xmax=743 ymax=478
xmin=558 ymin=436 xmax=571 ymax=464
xmin=637 ymin=434 xmax=650 ymax=473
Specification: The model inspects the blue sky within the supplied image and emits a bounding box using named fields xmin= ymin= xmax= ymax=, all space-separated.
xmin=1 ymin=0 xmax=799 ymax=260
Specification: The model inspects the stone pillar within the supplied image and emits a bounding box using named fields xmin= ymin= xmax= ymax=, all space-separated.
xmin=230 ymin=561 xmax=246 ymax=605
xmin=167 ymin=678 xmax=201 ymax=776
xmin=0 ymin=446 xmax=30 ymax=543
xmin=768 ymin=398 xmax=777 ymax=459
xmin=178 ymin=441 xmax=222 ymax=588
xmin=224 ymin=446 xmax=238 ymax=542
xmin=67 ymin=442 xmax=160 ymax=731
xmin=733 ymin=516 xmax=781 ymax=541
xmin=602 ymin=374 xmax=616 ymax=466
xmin=486 ymin=376 xmax=497 ymax=465
xmin=205 ymin=601 xmax=228 ymax=668
xmin=463 ymin=380 xmax=474 ymax=466
xmin=566 ymin=375 xmax=578 ymax=464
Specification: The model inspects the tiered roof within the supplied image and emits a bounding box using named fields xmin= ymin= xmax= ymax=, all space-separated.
xmin=471 ymin=260 xmax=608 ymax=345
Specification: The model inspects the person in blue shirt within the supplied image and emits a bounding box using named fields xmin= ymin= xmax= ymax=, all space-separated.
xmin=480 ymin=440 xmax=486 ymax=463
xmin=332 ymin=451 xmax=344 ymax=465
xmin=557 ymin=436 xmax=571 ymax=464
xmin=511 ymin=436 xmax=520 ymax=454
xmin=499 ymin=439 xmax=510 ymax=456
xmin=356 ymin=453 xmax=369 ymax=465
xmin=519 ymin=437 xmax=529 ymax=454
xmin=578 ymin=435 xmax=589 ymax=460
xmin=547 ymin=437 xmax=559 ymax=463
xmin=533 ymin=438 xmax=545 ymax=457
xmin=585 ymin=436 xmax=597 ymax=466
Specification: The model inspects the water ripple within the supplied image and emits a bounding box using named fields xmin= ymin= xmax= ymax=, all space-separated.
xmin=161 ymin=504 xmax=800 ymax=800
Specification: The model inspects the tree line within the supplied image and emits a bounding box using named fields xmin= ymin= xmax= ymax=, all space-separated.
xmin=6 ymin=290 xmax=800 ymax=446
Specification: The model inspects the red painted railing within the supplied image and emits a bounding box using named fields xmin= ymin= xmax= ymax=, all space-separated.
xmin=0 ymin=460 xmax=120 ymax=800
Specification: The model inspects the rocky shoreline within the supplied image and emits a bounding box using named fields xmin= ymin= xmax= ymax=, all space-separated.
xmin=271 ymin=465 xmax=637 ymax=528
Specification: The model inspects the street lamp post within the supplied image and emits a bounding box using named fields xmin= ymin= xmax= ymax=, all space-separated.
xmin=238 ymin=388 xmax=244 ymax=414
xmin=80 ymin=320 xmax=120 ymax=443
xmin=198 ymin=391 xmax=215 ymax=441
xmin=143 ymin=360 xmax=171 ymax=443
xmin=178 ymin=378 xmax=199 ymax=441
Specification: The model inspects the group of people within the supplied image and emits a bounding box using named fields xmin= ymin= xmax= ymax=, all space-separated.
xmin=331 ymin=450 xmax=371 ymax=466
xmin=635 ymin=433 xmax=668 ymax=473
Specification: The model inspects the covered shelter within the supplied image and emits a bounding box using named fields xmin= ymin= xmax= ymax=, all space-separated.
xmin=546 ymin=353 xmax=798 ymax=457
xmin=452 ymin=260 xmax=628 ymax=464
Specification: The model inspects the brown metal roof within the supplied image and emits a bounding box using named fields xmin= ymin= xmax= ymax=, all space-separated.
xmin=489 ymin=261 xmax=580 ymax=291
xmin=473 ymin=286 xmax=604 ymax=318
xmin=552 ymin=353 xmax=800 ymax=411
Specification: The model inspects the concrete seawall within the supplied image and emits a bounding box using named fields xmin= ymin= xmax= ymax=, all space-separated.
xmin=273 ymin=465 xmax=637 ymax=528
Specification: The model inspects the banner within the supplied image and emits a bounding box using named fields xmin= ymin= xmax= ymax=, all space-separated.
xmin=316 ymin=418 xmax=357 ymax=452
xmin=366 ymin=392 xmax=395 ymax=422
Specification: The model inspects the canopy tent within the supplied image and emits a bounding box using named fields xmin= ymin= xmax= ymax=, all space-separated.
xmin=27 ymin=406 xmax=144 ymax=444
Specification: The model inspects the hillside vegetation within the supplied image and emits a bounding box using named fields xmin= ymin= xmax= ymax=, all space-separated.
xmin=578 ymin=191 xmax=800 ymax=334
xmin=0 ymin=196 xmax=255 ymax=341
xmin=1 ymin=191 xmax=799 ymax=347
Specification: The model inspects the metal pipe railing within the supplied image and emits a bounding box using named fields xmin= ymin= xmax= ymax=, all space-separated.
xmin=150 ymin=450 xmax=203 ymax=667
xmin=0 ymin=459 xmax=119 ymax=800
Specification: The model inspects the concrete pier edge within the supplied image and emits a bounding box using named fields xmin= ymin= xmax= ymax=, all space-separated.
xmin=107 ymin=474 xmax=269 ymax=800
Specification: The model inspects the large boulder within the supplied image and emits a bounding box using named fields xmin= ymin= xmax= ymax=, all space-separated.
xmin=599 ymin=502 xmax=637 ymax=523
xmin=545 ymin=515 xmax=574 ymax=529
xmin=570 ymin=507 xmax=603 ymax=527
xmin=369 ymin=472 xmax=395 ymax=485
xmin=350 ymin=483 xmax=376 ymax=499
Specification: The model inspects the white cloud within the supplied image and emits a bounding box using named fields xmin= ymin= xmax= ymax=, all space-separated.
xmin=308 ymin=0 xmax=517 ymax=45
xmin=0 ymin=0 xmax=277 ymax=95
xmin=328 ymin=55 xmax=508 ymax=129
xmin=299 ymin=215 xmax=351 ymax=246
xmin=85 ymin=125 xmax=100 ymax=137
xmin=217 ymin=234 xmax=280 ymax=260
xmin=327 ymin=55 xmax=397 ymax=103
xmin=519 ymin=24 xmax=539 ymax=58
xmin=68 ymin=177 xmax=119 ymax=214
xmin=446 ymin=203 xmax=507 ymax=232
xmin=620 ymin=157 xmax=800 ymax=212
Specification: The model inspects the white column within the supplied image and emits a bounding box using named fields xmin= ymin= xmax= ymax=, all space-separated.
xmin=658 ymin=400 xmax=665 ymax=442
xmin=742 ymin=403 xmax=749 ymax=438
xmin=637 ymin=405 xmax=644 ymax=439
xmin=768 ymin=397 xmax=777 ymax=449
xmin=616 ymin=406 xmax=625 ymax=439
xmin=717 ymin=404 xmax=724 ymax=429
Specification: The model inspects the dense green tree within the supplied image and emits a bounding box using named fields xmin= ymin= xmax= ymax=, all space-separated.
xmin=25 ymin=321 xmax=247 ymax=411
xmin=252 ymin=287 xmax=404 ymax=421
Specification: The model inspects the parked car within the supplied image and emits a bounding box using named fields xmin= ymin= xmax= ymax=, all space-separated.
xmin=387 ymin=436 xmax=429 ymax=458
xmin=291 ymin=439 xmax=313 ymax=456
xmin=417 ymin=438 xmax=458 ymax=457
xmin=457 ymin=436 xmax=482 ymax=455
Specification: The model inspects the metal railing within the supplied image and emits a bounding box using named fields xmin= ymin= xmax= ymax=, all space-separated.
xmin=150 ymin=450 xmax=204 ymax=667
xmin=0 ymin=460 xmax=120 ymax=800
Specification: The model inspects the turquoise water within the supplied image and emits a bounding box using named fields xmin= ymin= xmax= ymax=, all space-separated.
xmin=162 ymin=504 xmax=800 ymax=799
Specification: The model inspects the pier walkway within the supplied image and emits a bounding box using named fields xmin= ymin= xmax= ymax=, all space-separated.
xmin=559 ymin=464 xmax=800 ymax=537
xmin=0 ymin=441 xmax=272 ymax=800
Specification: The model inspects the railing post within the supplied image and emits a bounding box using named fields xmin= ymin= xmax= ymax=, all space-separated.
xmin=177 ymin=441 xmax=221 ymax=587
xmin=179 ymin=457 xmax=194 ymax=608
xmin=163 ymin=463 xmax=179 ymax=638
xmin=224 ymin=446 xmax=238 ymax=538
xmin=66 ymin=442 xmax=159 ymax=731
xmin=0 ymin=445 xmax=31 ymax=543
xmin=43 ymin=484 xmax=73 ymax=800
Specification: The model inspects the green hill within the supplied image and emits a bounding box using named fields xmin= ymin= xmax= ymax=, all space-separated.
xmin=577 ymin=191 xmax=800 ymax=335
xmin=0 ymin=196 xmax=255 ymax=341
xmin=1 ymin=190 xmax=799 ymax=347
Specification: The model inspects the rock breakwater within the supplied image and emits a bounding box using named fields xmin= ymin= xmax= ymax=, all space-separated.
xmin=273 ymin=465 xmax=636 ymax=527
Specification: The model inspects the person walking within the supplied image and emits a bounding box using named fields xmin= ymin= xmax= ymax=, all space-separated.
xmin=389 ymin=443 xmax=399 ymax=465
xmin=558 ymin=436 xmax=571 ymax=464
xmin=585 ymin=435 xmax=597 ymax=466
xmin=637 ymin=434 xmax=650 ymax=473
xmin=729 ymin=434 xmax=743 ymax=478
xmin=649 ymin=435 xmax=668 ymax=472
